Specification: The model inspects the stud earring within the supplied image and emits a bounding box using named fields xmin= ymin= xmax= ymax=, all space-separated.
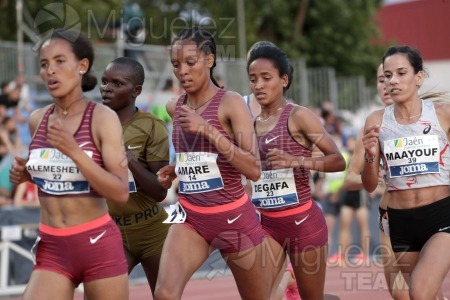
xmin=80 ymin=70 xmax=85 ymax=75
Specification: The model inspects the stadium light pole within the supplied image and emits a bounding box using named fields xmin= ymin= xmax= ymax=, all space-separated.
xmin=237 ymin=0 xmax=246 ymax=59
xmin=16 ymin=0 xmax=24 ymax=73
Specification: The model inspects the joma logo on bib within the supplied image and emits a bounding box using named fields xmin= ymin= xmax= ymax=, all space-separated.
xmin=43 ymin=180 xmax=75 ymax=191
xmin=259 ymin=197 xmax=285 ymax=207
xmin=399 ymin=164 xmax=428 ymax=175
xmin=181 ymin=181 xmax=210 ymax=192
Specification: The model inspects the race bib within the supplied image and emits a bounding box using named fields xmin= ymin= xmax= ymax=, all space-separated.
xmin=251 ymin=168 xmax=299 ymax=209
xmin=384 ymin=135 xmax=440 ymax=178
xmin=27 ymin=148 xmax=93 ymax=195
xmin=175 ymin=152 xmax=224 ymax=194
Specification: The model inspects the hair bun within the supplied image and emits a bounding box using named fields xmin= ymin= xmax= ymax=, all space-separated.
xmin=82 ymin=70 xmax=97 ymax=92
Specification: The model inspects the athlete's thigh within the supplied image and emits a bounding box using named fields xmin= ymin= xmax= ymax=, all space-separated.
xmin=264 ymin=237 xmax=288 ymax=300
xmin=83 ymin=274 xmax=129 ymax=300
xmin=124 ymin=248 xmax=139 ymax=274
xmin=23 ymin=270 xmax=75 ymax=300
xmin=156 ymin=224 xmax=210 ymax=291
xmin=289 ymin=245 xmax=327 ymax=300
xmin=379 ymin=230 xmax=402 ymax=279
xmin=222 ymin=242 xmax=269 ymax=300
xmin=394 ymin=250 xmax=419 ymax=285
xmin=263 ymin=236 xmax=286 ymax=280
xmin=140 ymin=253 xmax=162 ymax=294
xmin=379 ymin=230 xmax=409 ymax=298
xmin=412 ymin=233 xmax=450 ymax=295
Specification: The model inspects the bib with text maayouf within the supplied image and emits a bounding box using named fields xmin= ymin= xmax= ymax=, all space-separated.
xmin=383 ymin=135 xmax=440 ymax=178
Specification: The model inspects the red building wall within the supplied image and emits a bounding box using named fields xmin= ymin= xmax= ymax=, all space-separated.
xmin=376 ymin=0 xmax=450 ymax=60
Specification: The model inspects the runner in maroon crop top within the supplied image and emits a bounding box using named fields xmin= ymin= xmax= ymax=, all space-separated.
xmin=247 ymin=43 xmax=346 ymax=300
xmin=155 ymin=27 xmax=270 ymax=300
xmin=9 ymin=29 xmax=129 ymax=300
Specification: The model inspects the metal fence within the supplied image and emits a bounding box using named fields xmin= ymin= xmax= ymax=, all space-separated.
xmin=0 ymin=41 xmax=377 ymax=115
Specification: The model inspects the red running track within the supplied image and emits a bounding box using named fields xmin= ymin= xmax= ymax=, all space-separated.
xmin=2 ymin=263 xmax=450 ymax=299
xmin=73 ymin=263 xmax=450 ymax=299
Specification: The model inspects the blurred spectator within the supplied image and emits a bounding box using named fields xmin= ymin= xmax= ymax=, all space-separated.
xmin=308 ymin=105 xmax=324 ymax=124
xmin=321 ymin=109 xmax=340 ymax=135
xmin=0 ymin=74 xmax=31 ymax=126
xmin=0 ymin=197 xmax=11 ymax=205
xmin=0 ymin=116 xmax=22 ymax=200
xmin=0 ymin=116 xmax=22 ymax=159
xmin=151 ymin=79 xmax=175 ymax=123
xmin=320 ymin=131 xmax=347 ymax=265
xmin=151 ymin=78 xmax=178 ymax=163
xmin=0 ymin=105 xmax=7 ymax=121
xmin=311 ymin=170 xmax=326 ymax=205
xmin=321 ymin=100 xmax=335 ymax=112
xmin=150 ymin=78 xmax=179 ymax=204
xmin=0 ymin=81 xmax=10 ymax=107
xmin=335 ymin=135 xmax=371 ymax=265
xmin=13 ymin=182 xmax=39 ymax=207
xmin=7 ymin=74 xmax=31 ymax=112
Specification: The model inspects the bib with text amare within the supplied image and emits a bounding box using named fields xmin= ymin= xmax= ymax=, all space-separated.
xmin=175 ymin=152 xmax=224 ymax=194
xmin=384 ymin=135 xmax=440 ymax=178
xmin=251 ymin=168 xmax=299 ymax=209
xmin=27 ymin=148 xmax=93 ymax=195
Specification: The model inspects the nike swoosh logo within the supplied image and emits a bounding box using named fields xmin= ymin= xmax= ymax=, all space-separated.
xmin=127 ymin=145 xmax=142 ymax=150
xmin=90 ymin=230 xmax=107 ymax=244
xmin=265 ymin=136 xmax=280 ymax=144
xmin=227 ymin=213 xmax=242 ymax=224
xmin=439 ymin=226 xmax=450 ymax=232
xmin=79 ymin=142 xmax=90 ymax=148
xmin=295 ymin=215 xmax=309 ymax=225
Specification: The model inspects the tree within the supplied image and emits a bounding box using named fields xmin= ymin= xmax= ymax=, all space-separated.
xmin=244 ymin=0 xmax=385 ymax=81
xmin=300 ymin=0 xmax=385 ymax=81
xmin=146 ymin=0 xmax=385 ymax=81
xmin=1 ymin=0 xmax=386 ymax=82
xmin=0 ymin=0 xmax=120 ymax=43
xmin=0 ymin=0 xmax=18 ymax=41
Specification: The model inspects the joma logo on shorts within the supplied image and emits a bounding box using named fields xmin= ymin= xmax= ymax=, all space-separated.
xmin=181 ymin=181 xmax=210 ymax=192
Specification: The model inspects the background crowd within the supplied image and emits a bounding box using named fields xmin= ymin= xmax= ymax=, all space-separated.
xmin=0 ymin=73 xmax=37 ymax=207
xmin=0 ymin=72 xmax=380 ymax=262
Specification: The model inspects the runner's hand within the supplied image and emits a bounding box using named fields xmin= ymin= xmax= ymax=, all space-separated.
xmin=362 ymin=125 xmax=380 ymax=157
xmin=9 ymin=156 xmax=31 ymax=185
xmin=157 ymin=165 xmax=177 ymax=189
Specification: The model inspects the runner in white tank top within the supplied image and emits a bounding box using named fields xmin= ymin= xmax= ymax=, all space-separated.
xmin=362 ymin=45 xmax=450 ymax=300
